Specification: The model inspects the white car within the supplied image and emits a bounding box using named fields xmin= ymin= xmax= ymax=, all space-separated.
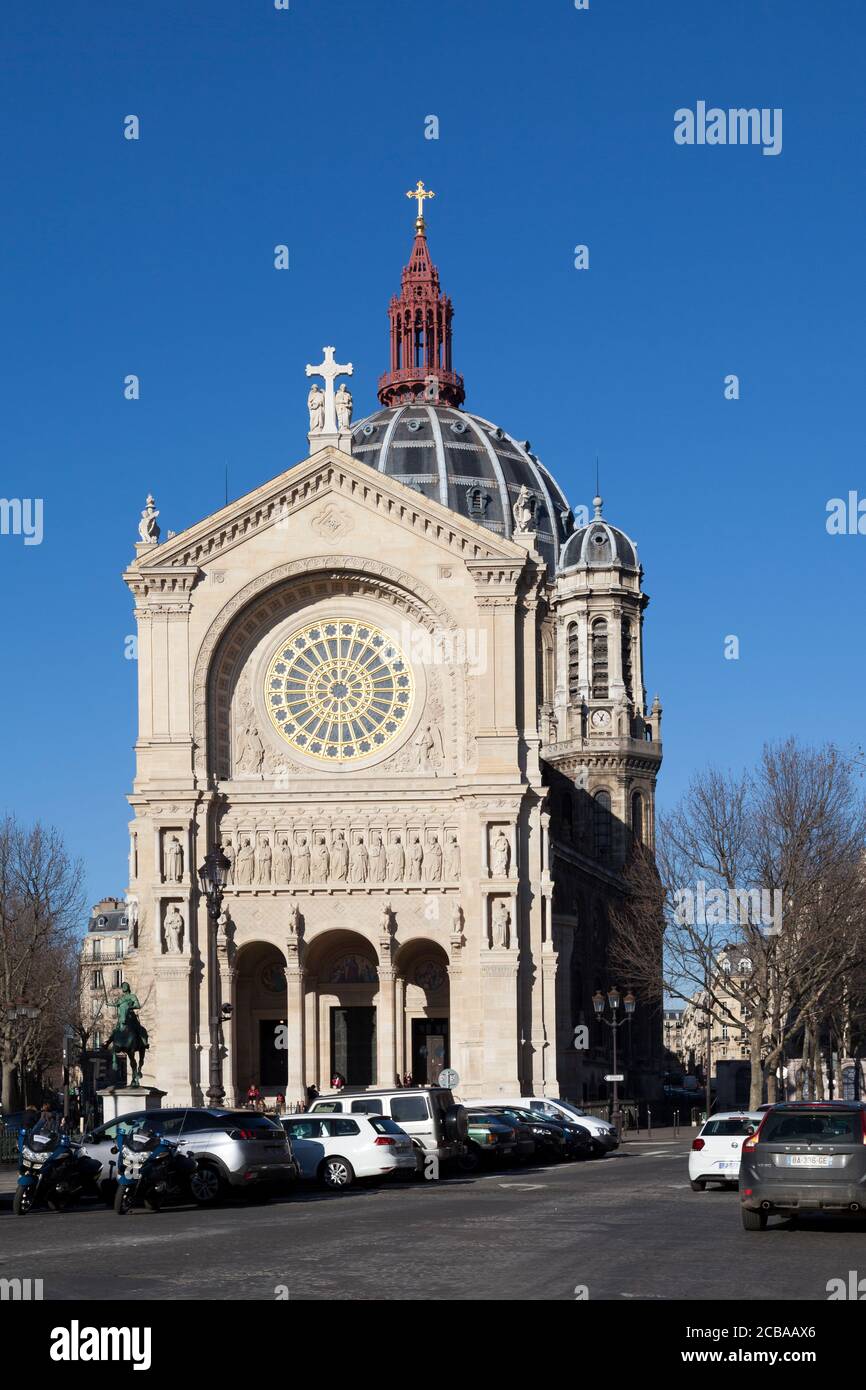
xmin=281 ymin=1112 xmax=417 ymax=1188
xmin=468 ymin=1096 xmax=618 ymax=1153
xmin=688 ymin=1111 xmax=764 ymax=1190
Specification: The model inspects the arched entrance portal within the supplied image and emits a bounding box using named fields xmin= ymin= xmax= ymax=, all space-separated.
xmin=305 ymin=931 xmax=380 ymax=1090
xmin=395 ymin=940 xmax=451 ymax=1086
xmin=235 ymin=942 xmax=288 ymax=1098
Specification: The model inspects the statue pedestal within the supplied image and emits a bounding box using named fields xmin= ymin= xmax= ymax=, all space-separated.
xmin=308 ymin=429 xmax=353 ymax=456
xmin=97 ymin=1086 xmax=166 ymax=1125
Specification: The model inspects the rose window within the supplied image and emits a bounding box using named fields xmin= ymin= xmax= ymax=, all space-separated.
xmin=264 ymin=619 xmax=414 ymax=762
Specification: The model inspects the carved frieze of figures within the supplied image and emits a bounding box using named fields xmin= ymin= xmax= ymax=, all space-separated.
xmin=163 ymin=903 xmax=185 ymax=955
xmin=491 ymin=828 xmax=512 ymax=877
xmin=164 ymin=833 xmax=184 ymax=883
xmin=491 ymin=899 xmax=510 ymax=950
xmin=217 ymin=820 xmax=463 ymax=890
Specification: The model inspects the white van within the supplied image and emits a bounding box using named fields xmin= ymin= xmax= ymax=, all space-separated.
xmin=467 ymin=1096 xmax=618 ymax=1153
xmin=308 ymin=1087 xmax=468 ymax=1164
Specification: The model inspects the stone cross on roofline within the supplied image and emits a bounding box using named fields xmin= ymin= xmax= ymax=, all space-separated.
xmin=305 ymin=346 xmax=353 ymax=455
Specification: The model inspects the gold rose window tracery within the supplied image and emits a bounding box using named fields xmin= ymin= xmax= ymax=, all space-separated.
xmin=264 ymin=619 xmax=414 ymax=763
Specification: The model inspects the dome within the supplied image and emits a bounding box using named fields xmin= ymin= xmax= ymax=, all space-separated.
xmin=558 ymin=497 xmax=639 ymax=572
xmin=351 ymin=402 xmax=573 ymax=569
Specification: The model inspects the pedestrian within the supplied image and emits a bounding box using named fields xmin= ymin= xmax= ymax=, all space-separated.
xmin=275 ymin=1092 xmax=285 ymax=1115
xmin=403 ymin=1072 xmax=413 ymax=1088
xmin=21 ymin=1103 xmax=40 ymax=1132
xmin=246 ymin=1081 xmax=260 ymax=1108
xmin=305 ymin=1084 xmax=319 ymax=1108
xmin=330 ymin=1071 xmax=346 ymax=1091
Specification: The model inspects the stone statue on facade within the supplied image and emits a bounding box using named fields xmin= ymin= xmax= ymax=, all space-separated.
xmin=413 ymin=723 xmax=442 ymax=773
xmin=164 ymin=904 xmax=184 ymax=954
xmin=512 ymin=484 xmax=535 ymax=535
xmin=444 ymin=833 xmax=461 ymax=880
xmin=386 ymin=834 xmax=404 ymax=881
xmin=450 ymin=900 xmax=464 ymax=947
xmin=221 ymin=837 xmax=235 ymax=885
xmin=408 ymin=834 xmax=423 ymax=881
xmin=275 ymin=836 xmax=292 ymax=884
xmin=256 ymin=837 xmax=272 ymax=884
xmin=288 ymin=900 xmax=301 ymax=937
xmin=491 ymin=830 xmax=511 ymax=877
xmin=368 ymin=832 xmax=386 ymax=882
xmin=138 ymin=494 xmax=160 ymax=544
xmin=235 ymin=836 xmax=255 ymax=886
xmin=216 ymin=906 xmax=233 ymax=949
xmin=331 ymin=832 xmax=349 ymax=882
xmin=164 ymin=834 xmax=183 ymax=883
xmin=127 ymin=897 xmax=139 ymax=948
xmin=335 ymin=383 xmax=353 ymax=430
xmin=491 ymin=900 xmax=510 ymax=949
xmin=424 ymin=833 xmax=443 ymax=882
xmin=236 ymin=718 xmax=265 ymax=776
xmin=349 ymin=833 xmax=368 ymax=884
xmin=307 ymin=383 xmax=325 ymax=433
xmin=293 ymin=835 xmax=310 ymax=883
xmin=311 ymin=834 xmax=329 ymax=881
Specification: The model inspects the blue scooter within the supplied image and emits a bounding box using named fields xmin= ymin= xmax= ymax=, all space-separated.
xmin=13 ymin=1125 xmax=101 ymax=1215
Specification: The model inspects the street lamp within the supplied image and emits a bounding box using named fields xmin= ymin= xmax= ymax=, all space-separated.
xmin=593 ymin=987 xmax=636 ymax=1138
xmin=198 ymin=844 xmax=231 ymax=1109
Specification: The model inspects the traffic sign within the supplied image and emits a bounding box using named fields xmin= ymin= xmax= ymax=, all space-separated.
xmin=438 ymin=1068 xmax=460 ymax=1089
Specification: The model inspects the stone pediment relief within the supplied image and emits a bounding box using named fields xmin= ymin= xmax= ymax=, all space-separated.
xmin=128 ymin=448 xmax=529 ymax=577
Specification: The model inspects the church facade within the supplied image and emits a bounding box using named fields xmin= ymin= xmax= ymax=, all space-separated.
xmin=121 ymin=191 xmax=664 ymax=1107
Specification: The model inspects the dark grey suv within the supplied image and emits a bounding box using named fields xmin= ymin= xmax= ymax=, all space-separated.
xmin=739 ymin=1101 xmax=866 ymax=1230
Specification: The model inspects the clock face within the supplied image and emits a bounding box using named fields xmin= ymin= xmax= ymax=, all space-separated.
xmin=591 ymin=708 xmax=611 ymax=730
xmin=264 ymin=618 xmax=414 ymax=763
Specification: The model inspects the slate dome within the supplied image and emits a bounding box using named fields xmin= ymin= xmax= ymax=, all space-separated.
xmin=351 ymin=402 xmax=573 ymax=570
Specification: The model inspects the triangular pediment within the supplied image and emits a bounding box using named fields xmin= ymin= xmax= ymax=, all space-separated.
xmin=128 ymin=446 xmax=530 ymax=578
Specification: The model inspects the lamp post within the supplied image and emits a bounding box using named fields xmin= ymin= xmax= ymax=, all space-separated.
xmin=198 ymin=844 xmax=231 ymax=1109
xmin=7 ymin=999 xmax=40 ymax=1108
xmin=592 ymin=987 xmax=636 ymax=1138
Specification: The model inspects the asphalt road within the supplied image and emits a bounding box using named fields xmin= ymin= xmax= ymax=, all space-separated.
xmin=2 ymin=1141 xmax=866 ymax=1301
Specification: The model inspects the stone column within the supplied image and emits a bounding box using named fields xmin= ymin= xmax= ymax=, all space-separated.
xmin=377 ymin=964 xmax=397 ymax=1089
xmin=284 ymin=956 xmax=306 ymax=1107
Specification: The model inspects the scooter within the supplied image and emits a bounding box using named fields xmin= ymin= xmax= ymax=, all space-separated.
xmin=13 ymin=1126 xmax=102 ymax=1215
xmin=113 ymin=1127 xmax=198 ymax=1214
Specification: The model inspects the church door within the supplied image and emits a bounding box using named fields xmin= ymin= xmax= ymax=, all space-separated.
xmin=411 ymin=1018 xmax=449 ymax=1085
xmin=258 ymin=1019 xmax=288 ymax=1088
xmin=330 ymin=1006 xmax=376 ymax=1086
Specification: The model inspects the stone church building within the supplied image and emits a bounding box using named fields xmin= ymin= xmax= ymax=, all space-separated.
xmin=121 ymin=190 xmax=664 ymax=1107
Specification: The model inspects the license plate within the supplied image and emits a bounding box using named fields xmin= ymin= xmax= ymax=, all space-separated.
xmin=715 ymin=1161 xmax=735 ymax=1170
xmin=785 ymin=1154 xmax=833 ymax=1168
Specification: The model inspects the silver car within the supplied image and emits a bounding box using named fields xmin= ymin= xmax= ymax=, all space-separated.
xmin=81 ymin=1108 xmax=296 ymax=1204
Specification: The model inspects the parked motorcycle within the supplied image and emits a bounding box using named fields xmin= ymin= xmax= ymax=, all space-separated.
xmin=13 ymin=1126 xmax=102 ymax=1215
xmin=113 ymin=1127 xmax=198 ymax=1214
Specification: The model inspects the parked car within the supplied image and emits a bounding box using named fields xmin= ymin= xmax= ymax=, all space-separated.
xmin=739 ymin=1101 xmax=866 ymax=1230
xmin=466 ymin=1109 xmax=534 ymax=1161
xmin=488 ymin=1105 xmax=593 ymax=1161
xmin=688 ymin=1111 xmax=763 ymax=1190
xmin=469 ymin=1096 xmax=618 ymax=1155
xmin=308 ymin=1087 xmax=468 ymax=1167
xmin=464 ymin=1113 xmax=519 ymax=1165
xmin=80 ymin=1107 xmax=296 ymax=1204
xmin=281 ymin=1112 xmax=417 ymax=1188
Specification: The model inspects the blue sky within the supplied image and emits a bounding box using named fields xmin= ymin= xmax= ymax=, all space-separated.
xmin=1 ymin=0 xmax=863 ymax=912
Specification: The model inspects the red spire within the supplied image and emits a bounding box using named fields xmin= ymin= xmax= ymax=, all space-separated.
xmin=377 ymin=182 xmax=465 ymax=408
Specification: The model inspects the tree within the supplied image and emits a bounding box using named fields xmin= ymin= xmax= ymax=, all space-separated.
xmin=611 ymin=740 xmax=866 ymax=1110
xmin=0 ymin=817 xmax=84 ymax=1110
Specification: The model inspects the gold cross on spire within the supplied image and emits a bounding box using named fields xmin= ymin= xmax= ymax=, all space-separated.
xmin=406 ymin=179 xmax=435 ymax=227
